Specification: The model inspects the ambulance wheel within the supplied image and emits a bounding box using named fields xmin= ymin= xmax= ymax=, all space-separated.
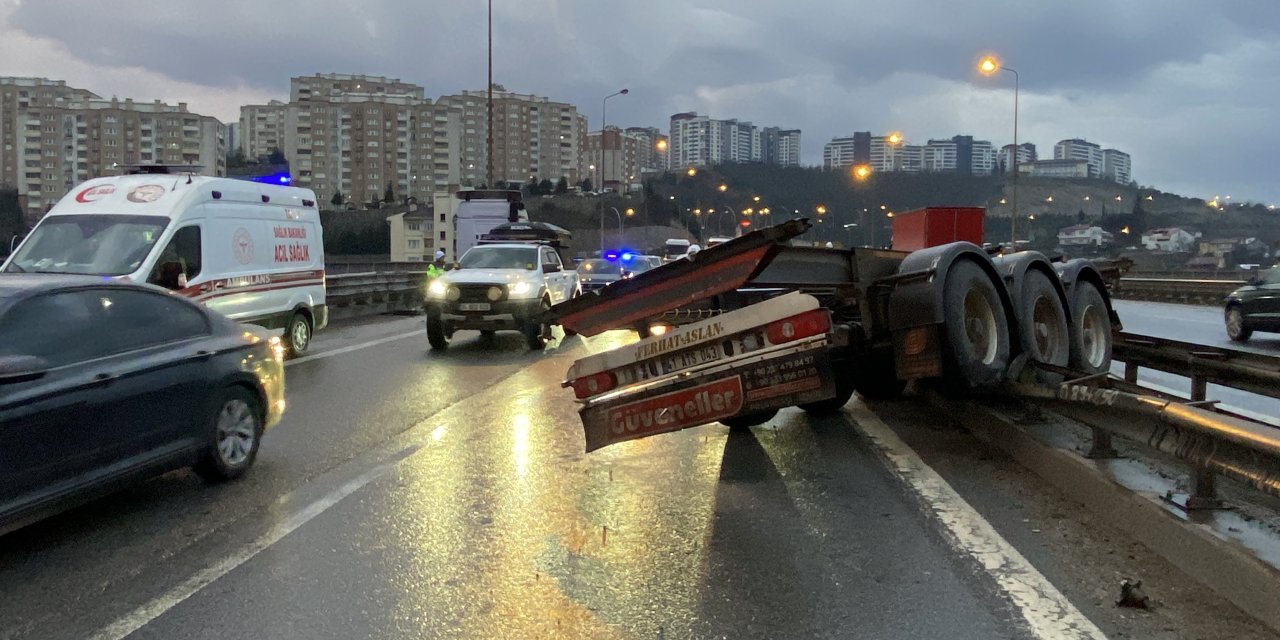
xmin=283 ymin=312 xmax=312 ymax=357
xmin=427 ymin=314 xmax=450 ymax=350
xmin=721 ymin=409 xmax=778 ymax=431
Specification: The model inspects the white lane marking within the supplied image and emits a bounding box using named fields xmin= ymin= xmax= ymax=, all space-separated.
xmin=849 ymin=406 xmax=1107 ymax=640
xmin=287 ymin=329 xmax=424 ymax=367
xmin=88 ymin=445 xmax=420 ymax=640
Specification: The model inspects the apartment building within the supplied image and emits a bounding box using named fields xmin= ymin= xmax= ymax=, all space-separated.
xmin=624 ymin=126 xmax=668 ymax=174
xmin=1102 ymin=148 xmax=1132 ymax=184
xmin=436 ymin=86 xmax=587 ymax=187
xmin=1000 ymin=142 xmax=1037 ymax=173
xmin=761 ymin=127 xmax=801 ymax=167
xmin=585 ymin=127 xmax=641 ymax=189
xmin=1054 ymin=138 xmax=1104 ymax=177
xmin=1 ymin=76 xmax=226 ymax=213
xmin=668 ymin=112 xmax=798 ymax=168
xmin=870 ymin=135 xmax=923 ymax=173
xmin=240 ymin=76 xmax=588 ymax=207
xmin=921 ymin=136 xmax=996 ymax=175
xmin=823 ymin=132 xmax=871 ymax=169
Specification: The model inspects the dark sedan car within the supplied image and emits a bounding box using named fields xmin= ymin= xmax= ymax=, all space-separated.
xmin=578 ymin=258 xmax=626 ymax=293
xmin=0 ymin=275 xmax=285 ymax=535
xmin=1225 ymin=266 xmax=1280 ymax=341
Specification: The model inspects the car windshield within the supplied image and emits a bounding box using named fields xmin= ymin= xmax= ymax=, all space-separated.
xmin=457 ymin=246 xmax=539 ymax=270
xmin=624 ymin=258 xmax=656 ymax=274
xmin=579 ymin=259 xmax=622 ymax=275
xmin=3 ymin=215 xmax=169 ymax=276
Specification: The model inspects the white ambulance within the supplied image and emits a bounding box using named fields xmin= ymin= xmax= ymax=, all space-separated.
xmin=1 ymin=169 xmax=327 ymax=355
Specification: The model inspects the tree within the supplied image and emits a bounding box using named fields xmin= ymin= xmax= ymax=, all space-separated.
xmin=266 ymin=148 xmax=287 ymax=166
xmin=331 ymin=191 xmax=344 ymax=207
xmin=580 ymin=177 xmax=594 ymax=193
xmin=524 ymin=176 xmax=539 ymax=195
xmin=555 ymin=176 xmax=569 ymax=195
xmin=226 ymin=148 xmax=248 ymax=169
xmin=538 ymin=178 xmax=554 ymax=195
xmin=384 ymin=181 xmax=395 ymax=204
xmin=0 ymin=187 xmax=22 ymax=242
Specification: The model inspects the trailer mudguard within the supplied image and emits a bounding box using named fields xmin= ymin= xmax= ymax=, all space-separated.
xmin=886 ymin=242 xmax=1017 ymax=333
xmin=1054 ymin=258 xmax=1123 ymax=329
xmin=991 ymin=251 xmax=1071 ymax=327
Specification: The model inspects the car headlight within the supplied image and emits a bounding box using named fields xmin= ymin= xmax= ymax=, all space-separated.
xmin=509 ymin=281 xmax=534 ymax=297
xmin=427 ymin=280 xmax=448 ymax=299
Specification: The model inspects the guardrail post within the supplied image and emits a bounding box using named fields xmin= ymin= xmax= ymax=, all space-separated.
xmin=1167 ymin=465 xmax=1225 ymax=511
xmin=1086 ymin=428 xmax=1119 ymax=459
xmin=1123 ymin=362 xmax=1138 ymax=385
xmin=1190 ymin=373 xmax=1207 ymax=403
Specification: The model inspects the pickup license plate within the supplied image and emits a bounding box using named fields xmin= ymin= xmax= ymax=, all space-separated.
xmin=459 ymin=302 xmax=491 ymax=312
xmin=660 ymin=344 xmax=720 ymax=374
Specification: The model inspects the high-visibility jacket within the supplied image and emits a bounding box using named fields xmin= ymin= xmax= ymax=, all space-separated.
xmin=425 ymin=263 xmax=445 ymax=279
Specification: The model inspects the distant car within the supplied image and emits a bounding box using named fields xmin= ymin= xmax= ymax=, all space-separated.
xmin=1225 ymin=265 xmax=1280 ymax=341
xmin=0 ymin=275 xmax=285 ymax=535
xmin=625 ymin=255 xmax=663 ymax=274
xmin=578 ymin=258 xmax=626 ymax=293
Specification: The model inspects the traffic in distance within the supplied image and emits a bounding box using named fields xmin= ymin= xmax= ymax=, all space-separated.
xmin=1 ymin=174 xmax=1278 ymax=639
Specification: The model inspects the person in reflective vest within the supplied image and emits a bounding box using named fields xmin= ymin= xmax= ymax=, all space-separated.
xmin=425 ymin=250 xmax=447 ymax=279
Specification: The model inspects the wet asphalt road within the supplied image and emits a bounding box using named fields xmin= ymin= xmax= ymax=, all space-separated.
xmin=1111 ymin=300 xmax=1280 ymax=423
xmin=0 ymin=314 xmax=1275 ymax=639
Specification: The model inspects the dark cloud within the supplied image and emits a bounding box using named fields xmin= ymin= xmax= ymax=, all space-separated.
xmin=7 ymin=0 xmax=1280 ymax=203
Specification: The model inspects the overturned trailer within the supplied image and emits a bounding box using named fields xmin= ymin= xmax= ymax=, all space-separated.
xmin=552 ymin=211 xmax=1121 ymax=451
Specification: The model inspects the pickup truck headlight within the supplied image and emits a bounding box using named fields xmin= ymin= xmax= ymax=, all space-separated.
xmin=427 ymin=280 xmax=448 ymax=299
xmin=509 ymin=281 xmax=535 ymax=298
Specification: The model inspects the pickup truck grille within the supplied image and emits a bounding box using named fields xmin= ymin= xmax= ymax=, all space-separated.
xmin=453 ymin=284 xmax=508 ymax=303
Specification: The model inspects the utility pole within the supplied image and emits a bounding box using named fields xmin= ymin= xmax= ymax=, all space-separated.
xmin=486 ymin=0 xmax=495 ymax=188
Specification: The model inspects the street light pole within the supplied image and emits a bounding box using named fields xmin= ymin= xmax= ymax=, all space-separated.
xmin=486 ymin=0 xmax=494 ymax=188
xmin=600 ymin=89 xmax=629 ymax=192
xmin=608 ymin=207 xmax=625 ymax=249
xmin=979 ymin=55 xmax=1019 ymax=247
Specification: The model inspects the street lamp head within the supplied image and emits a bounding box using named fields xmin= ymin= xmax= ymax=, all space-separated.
xmin=625 ymin=208 xmax=635 ymax=216
xmin=656 ymin=139 xmax=668 ymax=151
xmin=669 ymin=195 xmax=675 ymax=200
xmin=887 ymin=132 xmax=903 ymax=145
xmin=619 ymin=88 xmax=629 ymax=95
xmin=853 ymin=164 xmax=872 ymax=180
xmin=687 ymin=167 xmax=697 ymax=177
xmin=816 ymin=205 xmax=827 ymax=215
xmin=978 ymin=56 xmax=1000 ymax=75
xmin=718 ymin=184 xmax=728 ymax=192
xmin=753 ymin=195 xmax=761 ymax=202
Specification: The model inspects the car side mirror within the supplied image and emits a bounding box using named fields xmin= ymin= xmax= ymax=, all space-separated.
xmin=544 ymin=263 xmax=561 ymax=274
xmin=0 ymin=355 xmax=49 ymax=384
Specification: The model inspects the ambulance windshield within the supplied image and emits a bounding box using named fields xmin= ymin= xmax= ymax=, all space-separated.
xmin=4 ymin=215 xmax=171 ymax=276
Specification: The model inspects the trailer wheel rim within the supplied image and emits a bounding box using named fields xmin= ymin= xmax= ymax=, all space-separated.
xmin=963 ymin=288 xmax=999 ymax=365
xmin=1032 ymin=295 xmax=1067 ymax=362
xmin=1079 ymin=303 xmax=1108 ymax=368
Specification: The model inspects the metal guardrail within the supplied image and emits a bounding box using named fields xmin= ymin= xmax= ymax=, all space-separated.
xmin=1113 ymin=277 xmax=1245 ymax=305
xmin=326 ymin=271 xmax=425 ymax=319
xmin=1011 ymin=331 xmax=1280 ymax=510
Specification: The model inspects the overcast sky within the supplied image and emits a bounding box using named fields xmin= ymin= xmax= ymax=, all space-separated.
xmin=3 ymin=0 xmax=1279 ymax=204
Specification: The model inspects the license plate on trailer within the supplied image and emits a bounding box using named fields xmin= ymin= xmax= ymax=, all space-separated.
xmin=660 ymin=344 xmax=721 ymax=374
xmin=459 ymin=303 xmax=491 ymax=312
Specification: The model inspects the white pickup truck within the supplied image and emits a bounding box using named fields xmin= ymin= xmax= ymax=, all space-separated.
xmin=424 ymin=229 xmax=579 ymax=350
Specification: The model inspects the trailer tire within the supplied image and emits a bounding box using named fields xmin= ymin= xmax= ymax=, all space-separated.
xmin=721 ymin=409 xmax=778 ymax=431
xmin=852 ymin=359 xmax=907 ymax=401
xmin=1068 ymin=281 xmax=1112 ymax=373
xmin=942 ymin=260 xmax=1012 ymax=388
xmin=1017 ymin=270 xmax=1070 ymax=368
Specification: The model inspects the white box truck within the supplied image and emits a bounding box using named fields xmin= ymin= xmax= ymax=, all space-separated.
xmin=453 ymin=190 xmax=529 ymax=259
xmin=1 ymin=169 xmax=327 ymax=355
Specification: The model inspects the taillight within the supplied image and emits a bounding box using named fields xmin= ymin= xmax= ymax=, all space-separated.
xmin=570 ymin=371 xmax=616 ymax=399
xmin=764 ymin=310 xmax=830 ymax=345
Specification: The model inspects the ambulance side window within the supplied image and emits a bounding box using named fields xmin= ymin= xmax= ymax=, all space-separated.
xmin=148 ymin=225 xmax=202 ymax=290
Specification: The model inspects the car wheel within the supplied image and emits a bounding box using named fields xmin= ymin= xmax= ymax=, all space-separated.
xmin=427 ymin=313 xmax=450 ymax=350
xmin=524 ymin=298 xmax=551 ymax=350
xmin=282 ymin=312 xmax=312 ymax=357
xmin=1226 ymin=306 xmax=1252 ymax=342
xmin=194 ymin=387 xmax=263 ymax=482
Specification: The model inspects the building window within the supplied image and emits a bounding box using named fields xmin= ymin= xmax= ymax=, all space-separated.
xmin=439 ymin=231 xmax=446 ymax=241
xmin=408 ymin=222 xmax=420 ymax=231
xmin=408 ymin=239 xmax=419 ymax=248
